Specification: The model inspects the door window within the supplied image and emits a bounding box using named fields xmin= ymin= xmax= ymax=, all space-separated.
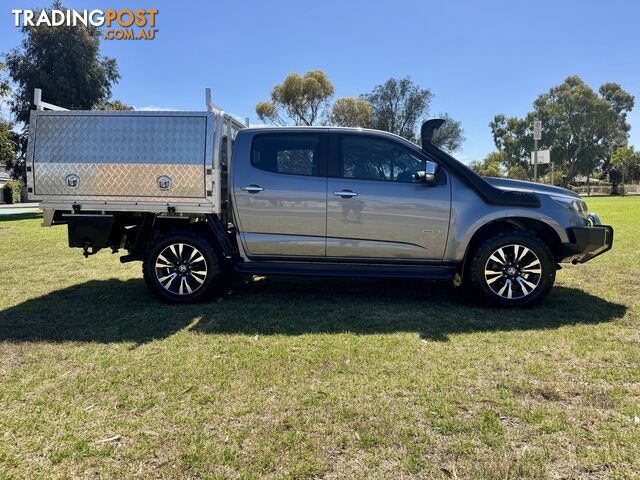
xmin=340 ymin=135 xmax=425 ymax=182
xmin=252 ymin=134 xmax=322 ymax=176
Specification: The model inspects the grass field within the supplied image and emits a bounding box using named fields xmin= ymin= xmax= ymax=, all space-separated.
xmin=0 ymin=196 xmax=638 ymax=479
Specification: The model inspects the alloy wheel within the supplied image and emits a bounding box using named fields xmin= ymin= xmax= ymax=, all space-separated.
xmin=483 ymin=244 xmax=542 ymax=300
xmin=154 ymin=243 xmax=208 ymax=296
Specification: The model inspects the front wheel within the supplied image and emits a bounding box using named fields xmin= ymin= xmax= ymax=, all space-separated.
xmin=143 ymin=229 xmax=221 ymax=303
xmin=468 ymin=231 xmax=556 ymax=307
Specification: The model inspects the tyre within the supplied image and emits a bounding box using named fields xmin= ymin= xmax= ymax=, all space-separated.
xmin=143 ymin=228 xmax=221 ymax=303
xmin=468 ymin=230 xmax=556 ymax=307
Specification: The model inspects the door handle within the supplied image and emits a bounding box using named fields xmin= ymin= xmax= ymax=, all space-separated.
xmin=241 ymin=184 xmax=264 ymax=193
xmin=333 ymin=190 xmax=358 ymax=198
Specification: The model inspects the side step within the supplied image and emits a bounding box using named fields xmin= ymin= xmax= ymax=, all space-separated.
xmin=234 ymin=261 xmax=456 ymax=281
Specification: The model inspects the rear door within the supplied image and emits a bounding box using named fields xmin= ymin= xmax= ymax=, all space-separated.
xmin=232 ymin=131 xmax=328 ymax=257
xmin=326 ymin=133 xmax=451 ymax=260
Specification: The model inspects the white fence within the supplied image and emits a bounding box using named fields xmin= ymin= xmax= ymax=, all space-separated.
xmin=572 ymin=184 xmax=640 ymax=196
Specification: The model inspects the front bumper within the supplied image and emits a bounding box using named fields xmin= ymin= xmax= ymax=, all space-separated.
xmin=560 ymin=224 xmax=614 ymax=264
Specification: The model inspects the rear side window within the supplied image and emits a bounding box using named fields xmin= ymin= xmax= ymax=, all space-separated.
xmin=340 ymin=135 xmax=425 ymax=182
xmin=252 ymin=134 xmax=322 ymax=176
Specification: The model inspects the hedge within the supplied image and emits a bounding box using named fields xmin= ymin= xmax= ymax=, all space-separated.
xmin=2 ymin=180 xmax=22 ymax=204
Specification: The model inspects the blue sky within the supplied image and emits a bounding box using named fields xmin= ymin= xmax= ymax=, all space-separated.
xmin=2 ymin=0 xmax=640 ymax=162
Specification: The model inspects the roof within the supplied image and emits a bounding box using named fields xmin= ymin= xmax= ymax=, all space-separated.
xmin=0 ymin=171 xmax=11 ymax=182
xmin=240 ymin=126 xmax=422 ymax=150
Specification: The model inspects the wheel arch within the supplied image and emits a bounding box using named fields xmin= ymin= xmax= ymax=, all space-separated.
xmin=117 ymin=214 xmax=231 ymax=264
xmin=144 ymin=216 xmax=231 ymax=258
xmin=460 ymin=216 xmax=564 ymax=277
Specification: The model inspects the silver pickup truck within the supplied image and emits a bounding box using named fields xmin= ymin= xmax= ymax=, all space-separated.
xmin=26 ymin=89 xmax=613 ymax=307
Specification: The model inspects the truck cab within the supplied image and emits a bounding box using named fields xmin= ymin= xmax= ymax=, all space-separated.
xmin=232 ymin=128 xmax=450 ymax=260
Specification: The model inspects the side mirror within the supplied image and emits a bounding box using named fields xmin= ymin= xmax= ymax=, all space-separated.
xmin=424 ymin=160 xmax=438 ymax=184
xmin=412 ymin=161 xmax=439 ymax=184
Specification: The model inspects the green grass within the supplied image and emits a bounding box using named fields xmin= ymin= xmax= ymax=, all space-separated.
xmin=0 ymin=196 xmax=638 ymax=479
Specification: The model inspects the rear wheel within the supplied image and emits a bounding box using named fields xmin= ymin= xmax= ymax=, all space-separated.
xmin=468 ymin=230 xmax=556 ymax=307
xmin=143 ymin=229 xmax=221 ymax=303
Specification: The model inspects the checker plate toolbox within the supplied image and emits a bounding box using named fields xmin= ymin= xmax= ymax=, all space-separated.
xmin=26 ymin=89 xmax=246 ymax=215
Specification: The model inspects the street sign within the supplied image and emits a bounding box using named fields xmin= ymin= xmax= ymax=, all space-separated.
xmin=530 ymin=149 xmax=551 ymax=164
xmin=533 ymin=120 xmax=542 ymax=141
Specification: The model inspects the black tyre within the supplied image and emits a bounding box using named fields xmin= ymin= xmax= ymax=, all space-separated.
xmin=468 ymin=230 xmax=556 ymax=307
xmin=143 ymin=228 xmax=221 ymax=303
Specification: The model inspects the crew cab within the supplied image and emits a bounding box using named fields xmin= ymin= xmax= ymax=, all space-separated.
xmin=26 ymin=89 xmax=613 ymax=306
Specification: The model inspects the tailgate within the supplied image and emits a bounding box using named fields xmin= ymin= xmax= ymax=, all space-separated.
xmin=27 ymin=111 xmax=213 ymax=202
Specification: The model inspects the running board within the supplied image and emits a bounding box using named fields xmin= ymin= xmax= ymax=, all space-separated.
xmin=234 ymin=261 xmax=456 ymax=281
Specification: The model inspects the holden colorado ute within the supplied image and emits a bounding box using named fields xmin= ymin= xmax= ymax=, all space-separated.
xmin=25 ymin=88 xmax=613 ymax=307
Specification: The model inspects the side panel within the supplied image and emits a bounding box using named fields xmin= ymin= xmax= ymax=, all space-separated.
xmin=325 ymin=132 xmax=451 ymax=260
xmin=326 ymin=178 xmax=451 ymax=259
xmin=28 ymin=111 xmax=214 ymax=205
xmin=231 ymin=131 xmax=328 ymax=257
xmin=33 ymin=162 xmax=205 ymax=198
xmin=443 ymin=175 xmax=572 ymax=262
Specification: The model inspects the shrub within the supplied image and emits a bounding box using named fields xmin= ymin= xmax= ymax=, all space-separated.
xmin=3 ymin=180 xmax=22 ymax=204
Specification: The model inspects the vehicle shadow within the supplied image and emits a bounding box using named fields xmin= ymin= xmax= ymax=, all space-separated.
xmin=0 ymin=276 xmax=627 ymax=344
xmin=0 ymin=212 xmax=42 ymax=222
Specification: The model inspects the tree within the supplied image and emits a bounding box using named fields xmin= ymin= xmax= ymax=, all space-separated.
xmin=330 ymin=97 xmax=371 ymax=127
xmin=507 ymin=164 xmax=530 ymax=181
xmin=256 ymin=70 xmax=334 ymax=126
xmin=469 ymin=151 xmax=504 ymax=178
xmin=364 ymin=77 xmax=432 ymax=142
xmin=0 ymin=120 xmax=18 ymax=177
xmin=363 ymin=77 xmax=464 ymax=152
xmin=491 ymin=76 xmax=634 ymax=187
xmin=610 ymin=146 xmax=640 ymax=195
xmin=4 ymin=1 xmax=120 ymax=180
xmin=429 ymin=112 xmax=465 ymax=152
xmin=97 ymin=100 xmax=133 ymax=111
xmin=0 ymin=62 xmax=18 ymax=177
xmin=6 ymin=2 xmax=119 ymax=125
xmin=0 ymin=61 xmax=9 ymax=99
xmin=489 ymin=114 xmax=532 ymax=171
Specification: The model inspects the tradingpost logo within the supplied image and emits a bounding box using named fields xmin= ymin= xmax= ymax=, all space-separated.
xmin=11 ymin=8 xmax=159 ymax=40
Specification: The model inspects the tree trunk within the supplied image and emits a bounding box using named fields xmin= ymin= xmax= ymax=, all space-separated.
xmin=562 ymin=158 xmax=578 ymax=188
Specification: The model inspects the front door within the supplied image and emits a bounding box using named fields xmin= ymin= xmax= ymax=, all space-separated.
xmin=326 ymin=133 xmax=451 ymax=260
xmin=232 ymin=131 xmax=328 ymax=257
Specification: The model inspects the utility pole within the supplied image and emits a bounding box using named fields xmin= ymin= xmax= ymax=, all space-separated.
xmin=533 ymin=120 xmax=542 ymax=182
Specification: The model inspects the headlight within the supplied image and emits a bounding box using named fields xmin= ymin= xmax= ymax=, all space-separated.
xmin=550 ymin=195 xmax=588 ymax=217
xmin=587 ymin=212 xmax=601 ymax=226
